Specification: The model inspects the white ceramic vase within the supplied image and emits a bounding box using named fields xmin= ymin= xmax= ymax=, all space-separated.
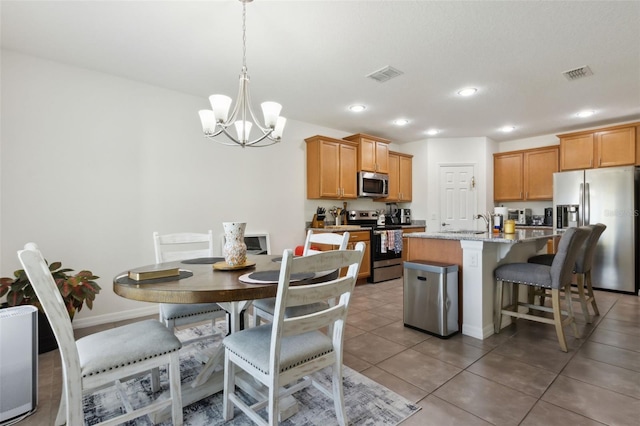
xmin=223 ymin=222 xmax=247 ymax=266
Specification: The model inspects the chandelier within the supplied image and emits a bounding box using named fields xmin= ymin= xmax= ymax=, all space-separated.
xmin=198 ymin=0 xmax=286 ymax=148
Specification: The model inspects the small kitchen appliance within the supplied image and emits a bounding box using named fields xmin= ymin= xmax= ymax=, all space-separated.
xmin=544 ymin=207 xmax=553 ymax=226
xmin=516 ymin=208 xmax=532 ymax=225
xmin=398 ymin=208 xmax=412 ymax=225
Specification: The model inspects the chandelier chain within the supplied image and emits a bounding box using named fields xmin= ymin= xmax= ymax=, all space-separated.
xmin=242 ymin=0 xmax=247 ymax=71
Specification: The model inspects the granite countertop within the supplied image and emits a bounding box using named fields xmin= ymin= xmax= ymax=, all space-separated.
xmin=405 ymin=228 xmax=558 ymax=243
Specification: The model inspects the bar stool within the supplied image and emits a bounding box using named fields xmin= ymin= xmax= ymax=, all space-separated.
xmin=494 ymin=227 xmax=589 ymax=352
xmin=528 ymin=224 xmax=606 ymax=323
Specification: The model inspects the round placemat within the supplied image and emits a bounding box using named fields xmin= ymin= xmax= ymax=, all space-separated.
xmin=247 ymin=270 xmax=314 ymax=283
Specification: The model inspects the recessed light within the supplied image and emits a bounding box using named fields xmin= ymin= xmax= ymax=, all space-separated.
xmin=575 ymin=110 xmax=596 ymax=118
xmin=457 ymin=87 xmax=477 ymax=97
xmin=349 ymin=104 xmax=366 ymax=112
xmin=393 ymin=118 xmax=410 ymax=126
xmin=501 ymin=126 xmax=516 ymax=132
xmin=426 ymin=129 xmax=440 ymax=136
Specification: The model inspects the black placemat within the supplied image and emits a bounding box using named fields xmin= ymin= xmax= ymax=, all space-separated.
xmin=181 ymin=257 xmax=224 ymax=264
xmin=247 ymin=271 xmax=314 ymax=282
xmin=115 ymin=270 xmax=193 ymax=285
xmin=271 ymin=256 xmax=283 ymax=263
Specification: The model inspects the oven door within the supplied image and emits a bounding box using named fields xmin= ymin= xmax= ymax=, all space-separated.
xmin=371 ymin=230 xmax=403 ymax=283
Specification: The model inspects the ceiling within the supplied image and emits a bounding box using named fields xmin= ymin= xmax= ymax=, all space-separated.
xmin=2 ymin=0 xmax=639 ymax=143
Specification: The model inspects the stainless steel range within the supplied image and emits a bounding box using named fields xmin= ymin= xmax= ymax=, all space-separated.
xmin=347 ymin=210 xmax=404 ymax=283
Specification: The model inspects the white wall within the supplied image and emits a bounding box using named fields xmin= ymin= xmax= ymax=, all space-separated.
xmin=0 ymin=50 xmax=361 ymax=327
xmin=403 ymin=137 xmax=498 ymax=232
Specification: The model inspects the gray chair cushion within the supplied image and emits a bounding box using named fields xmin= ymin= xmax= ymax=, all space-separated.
xmin=495 ymin=263 xmax=553 ymax=288
xmin=223 ymin=324 xmax=333 ymax=375
xmin=253 ymin=298 xmax=330 ymax=319
xmin=76 ymin=319 xmax=182 ymax=378
xmin=160 ymin=302 xmax=224 ymax=320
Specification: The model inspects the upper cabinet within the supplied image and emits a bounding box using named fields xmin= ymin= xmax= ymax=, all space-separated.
xmin=559 ymin=123 xmax=638 ymax=171
xmin=343 ymin=133 xmax=390 ymax=174
xmin=494 ymin=146 xmax=558 ymax=201
xmin=377 ymin=151 xmax=413 ymax=202
xmin=305 ymin=135 xmax=358 ymax=199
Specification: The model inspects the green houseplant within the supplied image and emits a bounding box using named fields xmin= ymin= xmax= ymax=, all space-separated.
xmin=1 ymin=261 xmax=100 ymax=353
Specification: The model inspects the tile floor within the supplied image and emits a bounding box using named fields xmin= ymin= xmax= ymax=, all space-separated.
xmin=19 ymin=278 xmax=640 ymax=425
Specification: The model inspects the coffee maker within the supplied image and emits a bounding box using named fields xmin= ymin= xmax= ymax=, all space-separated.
xmin=398 ymin=208 xmax=412 ymax=225
xmin=544 ymin=207 xmax=553 ymax=226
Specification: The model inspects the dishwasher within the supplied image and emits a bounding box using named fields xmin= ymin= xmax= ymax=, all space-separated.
xmin=403 ymin=260 xmax=459 ymax=338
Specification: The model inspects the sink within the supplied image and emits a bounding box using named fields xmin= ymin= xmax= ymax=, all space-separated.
xmin=442 ymin=230 xmax=486 ymax=234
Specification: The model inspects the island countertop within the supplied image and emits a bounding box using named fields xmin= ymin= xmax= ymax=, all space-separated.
xmin=405 ymin=228 xmax=558 ymax=243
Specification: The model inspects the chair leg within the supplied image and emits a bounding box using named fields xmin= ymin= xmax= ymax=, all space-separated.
xmin=551 ymin=288 xmax=568 ymax=352
xmin=575 ymin=273 xmax=592 ymax=323
xmin=169 ymin=352 xmax=184 ymax=426
xmin=54 ymin=385 xmax=66 ymax=426
xmin=151 ymin=368 xmax=160 ymax=392
xmin=223 ymin=354 xmax=235 ymax=421
xmin=564 ymin=283 xmax=579 ymax=338
xmin=494 ymin=279 xmax=504 ymax=334
xmin=331 ymin=361 xmax=347 ymax=426
xmin=586 ymin=271 xmax=600 ymax=316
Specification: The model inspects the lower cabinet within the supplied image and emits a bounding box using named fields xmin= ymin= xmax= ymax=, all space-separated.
xmin=309 ymin=230 xmax=371 ymax=280
xmin=401 ymin=227 xmax=425 ymax=263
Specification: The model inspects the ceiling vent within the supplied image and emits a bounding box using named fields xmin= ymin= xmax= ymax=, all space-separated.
xmin=562 ymin=65 xmax=593 ymax=81
xmin=366 ymin=66 xmax=403 ymax=83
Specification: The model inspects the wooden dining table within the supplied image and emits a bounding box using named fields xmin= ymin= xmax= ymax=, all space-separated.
xmin=113 ymin=254 xmax=308 ymax=420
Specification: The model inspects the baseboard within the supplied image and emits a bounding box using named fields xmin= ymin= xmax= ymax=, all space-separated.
xmin=72 ymin=305 xmax=158 ymax=329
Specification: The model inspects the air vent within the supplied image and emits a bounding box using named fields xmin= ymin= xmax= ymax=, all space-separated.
xmin=562 ymin=66 xmax=593 ymax=81
xmin=366 ymin=66 xmax=403 ymax=83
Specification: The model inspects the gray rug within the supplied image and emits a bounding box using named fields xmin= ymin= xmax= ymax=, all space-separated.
xmin=83 ymin=322 xmax=420 ymax=425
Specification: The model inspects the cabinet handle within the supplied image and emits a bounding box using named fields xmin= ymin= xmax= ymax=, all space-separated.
xmin=590 ymin=159 xmax=593 ymax=167
xmin=599 ymin=157 xmax=602 ymax=166
xmin=520 ymin=191 xmax=523 ymax=198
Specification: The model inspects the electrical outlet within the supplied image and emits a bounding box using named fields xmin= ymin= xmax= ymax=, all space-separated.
xmin=469 ymin=253 xmax=478 ymax=268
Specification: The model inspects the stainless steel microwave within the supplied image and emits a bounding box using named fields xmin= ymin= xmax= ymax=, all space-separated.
xmin=358 ymin=171 xmax=389 ymax=198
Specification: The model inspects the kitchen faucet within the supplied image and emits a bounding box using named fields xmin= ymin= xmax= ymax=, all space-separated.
xmin=475 ymin=212 xmax=492 ymax=233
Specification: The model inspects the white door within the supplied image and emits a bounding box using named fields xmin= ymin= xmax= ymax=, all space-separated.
xmin=439 ymin=165 xmax=477 ymax=231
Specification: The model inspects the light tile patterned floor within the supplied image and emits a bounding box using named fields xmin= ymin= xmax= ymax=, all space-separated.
xmin=18 ymin=279 xmax=640 ymax=425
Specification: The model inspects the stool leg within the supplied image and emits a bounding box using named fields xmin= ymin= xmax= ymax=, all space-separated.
xmin=494 ymin=279 xmax=504 ymax=334
xmin=563 ymin=282 xmax=579 ymax=338
xmin=586 ymin=270 xmax=599 ymax=316
xmin=551 ymin=288 xmax=568 ymax=352
xmin=576 ymin=273 xmax=592 ymax=323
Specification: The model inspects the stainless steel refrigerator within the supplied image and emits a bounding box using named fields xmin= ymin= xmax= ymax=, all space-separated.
xmin=553 ymin=165 xmax=638 ymax=294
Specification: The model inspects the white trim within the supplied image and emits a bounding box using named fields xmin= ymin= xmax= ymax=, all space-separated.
xmin=72 ymin=305 xmax=158 ymax=330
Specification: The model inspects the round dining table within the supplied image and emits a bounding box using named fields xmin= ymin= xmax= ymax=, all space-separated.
xmin=113 ymin=254 xmax=284 ymax=333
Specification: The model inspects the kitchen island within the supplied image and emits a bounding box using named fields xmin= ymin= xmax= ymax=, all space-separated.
xmin=405 ymin=229 xmax=558 ymax=340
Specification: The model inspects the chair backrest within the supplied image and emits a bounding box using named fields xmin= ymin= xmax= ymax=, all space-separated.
xmin=575 ymin=223 xmax=606 ymax=273
xmin=550 ymin=227 xmax=590 ymax=289
xmin=18 ymin=243 xmax=82 ymax=415
xmin=153 ymin=230 xmax=215 ymax=263
xmin=269 ymin=242 xmax=365 ymax=372
xmin=302 ymin=230 xmax=350 ymax=256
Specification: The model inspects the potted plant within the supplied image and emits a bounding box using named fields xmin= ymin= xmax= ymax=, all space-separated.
xmin=1 ymin=261 xmax=100 ymax=353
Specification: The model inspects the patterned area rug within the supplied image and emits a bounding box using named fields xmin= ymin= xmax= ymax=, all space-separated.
xmin=83 ymin=322 xmax=420 ymax=425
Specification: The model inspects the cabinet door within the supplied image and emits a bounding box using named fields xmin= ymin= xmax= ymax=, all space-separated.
xmin=383 ymin=153 xmax=400 ymax=201
xmin=560 ymin=134 xmax=594 ymax=170
xmin=358 ymin=138 xmax=377 ymax=172
xmin=349 ymin=231 xmax=370 ymax=279
xmin=339 ymin=143 xmax=358 ymax=199
xmin=494 ymin=152 xmax=523 ymax=201
xmin=596 ymin=127 xmax=635 ymax=168
xmin=401 ymin=227 xmax=424 ymax=262
xmin=318 ymin=140 xmax=341 ymax=198
xmin=398 ymin=155 xmax=413 ymax=201
xmin=375 ymin=141 xmax=390 ymax=174
xmin=523 ymin=147 xmax=558 ymax=200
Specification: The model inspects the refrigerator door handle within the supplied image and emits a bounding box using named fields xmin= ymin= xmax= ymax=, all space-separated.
xmin=584 ymin=182 xmax=590 ymax=225
xmin=579 ymin=183 xmax=584 ymax=226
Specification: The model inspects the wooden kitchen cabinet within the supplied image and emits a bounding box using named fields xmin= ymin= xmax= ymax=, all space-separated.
xmin=401 ymin=227 xmax=425 ymax=263
xmin=347 ymin=230 xmax=371 ymax=280
xmin=343 ymin=133 xmax=390 ymax=174
xmin=377 ymin=151 xmax=413 ymax=202
xmin=305 ymin=135 xmax=358 ymax=199
xmin=494 ymin=146 xmax=558 ymax=201
xmin=559 ymin=123 xmax=638 ymax=171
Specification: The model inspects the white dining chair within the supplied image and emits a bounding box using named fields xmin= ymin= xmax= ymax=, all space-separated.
xmin=222 ymin=243 xmax=365 ymax=425
xmin=252 ymin=230 xmax=350 ymax=326
xmin=154 ymin=231 xmax=227 ymax=343
xmin=18 ymin=243 xmax=183 ymax=426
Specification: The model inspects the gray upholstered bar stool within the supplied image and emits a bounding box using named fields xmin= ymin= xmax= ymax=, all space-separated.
xmin=528 ymin=223 xmax=606 ymax=323
xmin=494 ymin=227 xmax=589 ymax=352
